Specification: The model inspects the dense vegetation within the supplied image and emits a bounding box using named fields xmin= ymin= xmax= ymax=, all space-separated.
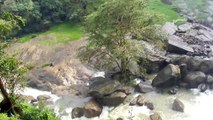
xmin=0 ymin=0 xmax=183 ymax=119
xmin=0 ymin=0 xmax=103 ymax=36
xmin=79 ymin=0 xmax=165 ymax=82
xmin=0 ymin=12 xmax=58 ymax=120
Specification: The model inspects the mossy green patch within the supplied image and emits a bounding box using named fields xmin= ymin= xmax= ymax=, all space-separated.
xmin=17 ymin=22 xmax=84 ymax=45
xmin=148 ymin=0 xmax=183 ymax=22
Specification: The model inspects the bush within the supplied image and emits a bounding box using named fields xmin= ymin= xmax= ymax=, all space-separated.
xmin=18 ymin=103 xmax=59 ymax=120
xmin=0 ymin=113 xmax=18 ymax=120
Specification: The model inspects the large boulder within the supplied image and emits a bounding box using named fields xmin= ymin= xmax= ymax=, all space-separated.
xmin=89 ymin=78 xmax=121 ymax=97
xmin=84 ymin=99 xmax=102 ymax=118
xmin=188 ymin=57 xmax=203 ymax=71
xmin=161 ymin=22 xmax=178 ymax=35
xmin=167 ymin=35 xmax=194 ymax=54
xmin=71 ymin=107 xmax=84 ymax=119
xmin=183 ymin=71 xmax=206 ymax=88
xmin=178 ymin=23 xmax=193 ymax=32
xmin=137 ymin=82 xmax=154 ymax=93
xmin=100 ymin=92 xmax=127 ymax=106
xmin=89 ymin=78 xmax=127 ymax=106
xmin=172 ymin=98 xmax=184 ymax=112
xmin=199 ymin=60 xmax=213 ymax=74
xmin=152 ymin=64 xmax=181 ymax=88
xmin=207 ymin=75 xmax=213 ymax=84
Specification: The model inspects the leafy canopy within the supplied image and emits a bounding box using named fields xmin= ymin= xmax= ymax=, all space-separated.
xmin=0 ymin=12 xmax=24 ymax=39
xmin=79 ymin=0 xmax=162 ymax=80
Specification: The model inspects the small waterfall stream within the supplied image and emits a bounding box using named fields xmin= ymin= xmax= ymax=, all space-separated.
xmin=21 ymin=87 xmax=213 ymax=120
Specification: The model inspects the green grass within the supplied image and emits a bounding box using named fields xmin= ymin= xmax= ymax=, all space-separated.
xmin=148 ymin=0 xmax=183 ymax=22
xmin=18 ymin=34 xmax=38 ymax=43
xmin=17 ymin=22 xmax=84 ymax=45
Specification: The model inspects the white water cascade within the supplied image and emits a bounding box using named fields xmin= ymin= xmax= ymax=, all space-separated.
xmin=20 ymin=87 xmax=213 ymax=120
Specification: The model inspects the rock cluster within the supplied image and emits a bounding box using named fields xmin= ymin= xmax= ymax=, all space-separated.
xmin=165 ymin=22 xmax=213 ymax=57
xmin=72 ymin=77 xmax=132 ymax=118
xmin=152 ymin=22 xmax=213 ymax=92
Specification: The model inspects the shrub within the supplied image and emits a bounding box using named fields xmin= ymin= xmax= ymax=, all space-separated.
xmin=18 ymin=103 xmax=59 ymax=120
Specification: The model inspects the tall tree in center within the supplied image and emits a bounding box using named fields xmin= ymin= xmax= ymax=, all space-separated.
xmin=79 ymin=0 xmax=161 ymax=81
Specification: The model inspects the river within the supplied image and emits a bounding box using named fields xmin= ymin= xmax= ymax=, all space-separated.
xmin=21 ymin=87 xmax=213 ymax=120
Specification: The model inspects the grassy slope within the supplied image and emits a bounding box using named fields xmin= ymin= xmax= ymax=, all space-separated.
xmin=18 ymin=22 xmax=83 ymax=45
xmin=17 ymin=0 xmax=181 ymax=44
xmin=148 ymin=0 xmax=183 ymax=22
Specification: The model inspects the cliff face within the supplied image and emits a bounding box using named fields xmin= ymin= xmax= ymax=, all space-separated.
xmin=7 ymin=38 xmax=94 ymax=97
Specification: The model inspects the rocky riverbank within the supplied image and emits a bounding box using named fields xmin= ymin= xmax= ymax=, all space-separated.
xmin=69 ymin=20 xmax=213 ymax=119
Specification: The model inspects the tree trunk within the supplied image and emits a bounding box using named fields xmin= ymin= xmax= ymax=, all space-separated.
xmin=120 ymin=58 xmax=128 ymax=81
xmin=0 ymin=79 xmax=15 ymax=115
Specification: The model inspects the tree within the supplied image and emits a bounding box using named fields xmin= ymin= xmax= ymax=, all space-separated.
xmin=79 ymin=0 xmax=161 ymax=81
xmin=0 ymin=12 xmax=24 ymax=39
xmin=0 ymin=13 xmax=27 ymax=115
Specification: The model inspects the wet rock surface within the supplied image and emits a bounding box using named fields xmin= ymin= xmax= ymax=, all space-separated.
xmin=137 ymin=81 xmax=154 ymax=93
xmin=84 ymin=99 xmax=102 ymax=118
xmin=152 ymin=64 xmax=180 ymax=88
xmin=172 ymin=98 xmax=184 ymax=112
xmin=88 ymin=78 xmax=128 ymax=106
xmin=71 ymin=107 xmax=84 ymax=119
xmin=150 ymin=112 xmax=162 ymax=120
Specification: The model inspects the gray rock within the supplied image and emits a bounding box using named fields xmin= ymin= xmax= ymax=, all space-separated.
xmin=71 ymin=107 xmax=84 ymax=119
xmin=207 ymin=75 xmax=213 ymax=84
xmin=168 ymin=87 xmax=178 ymax=95
xmin=129 ymin=97 xmax=138 ymax=106
xmin=137 ymin=95 xmax=145 ymax=106
xmin=37 ymin=95 xmax=51 ymax=101
xmin=84 ymin=99 xmax=102 ymax=118
xmin=152 ymin=64 xmax=181 ymax=88
xmin=116 ymin=86 xmax=134 ymax=95
xmin=188 ymin=57 xmax=203 ymax=71
xmin=196 ymin=35 xmax=212 ymax=42
xmin=144 ymin=101 xmax=154 ymax=110
xmin=89 ymin=78 xmax=121 ymax=98
xmin=199 ymin=29 xmax=213 ymax=40
xmin=179 ymin=82 xmax=189 ymax=88
xmin=150 ymin=112 xmax=162 ymax=120
xmin=179 ymin=63 xmax=188 ymax=79
xmin=101 ymin=92 xmax=127 ymax=106
xmin=198 ymin=83 xmax=208 ymax=92
xmin=183 ymin=71 xmax=206 ymax=88
xmin=137 ymin=82 xmax=154 ymax=93
xmin=178 ymin=23 xmax=193 ymax=32
xmin=129 ymin=97 xmax=137 ymax=106
xmin=162 ymin=22 xmax=178 ymax=35
xmin=199 ymin=60 xmax=213 ymax=74
xmin=210 ymin=84 xmax=213 ymax=89
xmin=167 ymin=35 xmax=194 ymax=54
xmin=172 ymin=98 xmax=184 ymax=112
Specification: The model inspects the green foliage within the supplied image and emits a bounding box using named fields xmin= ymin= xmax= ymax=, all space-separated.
xmin=18 ymin=103 xmax=59 ymax=120
xmin=80 ymin=0 xmax=162 ymax=81
xmin=148 ymin=0 xmax=182 ymax=22
xmin=0 ymin=0 xmax=102 ymax=35
xmin=18 ymin=22 xmax=83 ymax=44
xmin=0 ymin=56 xmax=28 ymax=98
xmin=0 ymin=43 xmax=27 ymax=102
xmin=0 ymin=113 xmax=18 ymax=120
xmin=0 ymin=12 xmax=25 ymax=39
